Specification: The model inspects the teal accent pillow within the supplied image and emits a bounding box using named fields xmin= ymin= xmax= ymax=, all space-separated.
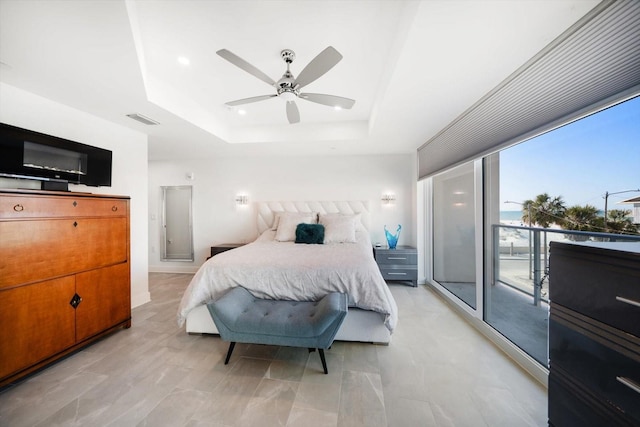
xmin=295 ymin=223 xmax=325 ymax=244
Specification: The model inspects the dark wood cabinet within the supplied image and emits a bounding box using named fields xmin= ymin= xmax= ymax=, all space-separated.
xmin=373 ymin=245 xmax=418 ymax=286
xmin=548 ymin=241 xmax=640 ymax=427
xmin=0 ymin=189 xmax=131 ymax=387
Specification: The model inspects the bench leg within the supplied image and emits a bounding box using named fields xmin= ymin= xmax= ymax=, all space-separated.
xmin=224 ymin=342 xmax=236 ymax=365
xmin=318 ymin=349 xmax=328 ymax=374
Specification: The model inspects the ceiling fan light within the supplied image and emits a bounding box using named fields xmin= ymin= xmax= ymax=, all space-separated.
xmin=279 ymin=91 xmax=297 ymax=102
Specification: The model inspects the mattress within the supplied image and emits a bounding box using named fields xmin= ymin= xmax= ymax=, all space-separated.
xmin=177 ymin=227 xmax=398 ymax=333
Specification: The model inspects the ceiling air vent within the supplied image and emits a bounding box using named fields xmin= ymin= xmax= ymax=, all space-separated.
xmin=126 ymin=113 xmax=160 ymax=125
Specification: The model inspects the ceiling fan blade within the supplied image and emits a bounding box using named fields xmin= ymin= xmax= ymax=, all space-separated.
xmin=294 ymin=46 xmax=342 ymax=89
xmin=225 ymin=94 xmax=276 ymax=106
xmin=298 ymin=93 xmax=355 ymax=109
xmin=217 ymin=49 xmax=275 ymax=87
xmin=286 ymin=101 xmax=300 ymax=124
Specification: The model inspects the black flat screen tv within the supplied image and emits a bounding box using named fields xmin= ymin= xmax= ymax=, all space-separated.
xmin=0 ymin=123 xmax=112 ymax=189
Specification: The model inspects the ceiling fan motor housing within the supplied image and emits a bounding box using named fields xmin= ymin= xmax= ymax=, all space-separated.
xmin=277 ymin=51 xmax=298 ymax=100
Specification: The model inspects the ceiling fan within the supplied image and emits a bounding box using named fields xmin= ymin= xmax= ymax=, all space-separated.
xmin=217 ymin=46 xmax=355 ymax=124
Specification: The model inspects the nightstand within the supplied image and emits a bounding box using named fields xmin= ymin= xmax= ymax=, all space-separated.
xmin=373 ymin=245 xmax=418 ymax=287
xmin=208 ymin=243 xmax=244 ymax=259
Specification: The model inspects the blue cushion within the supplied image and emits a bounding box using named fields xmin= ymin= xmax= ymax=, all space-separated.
xmin=207 ymin=287 xmax=347 ymax=349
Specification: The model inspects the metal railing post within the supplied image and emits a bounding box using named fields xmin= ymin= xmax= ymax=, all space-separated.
xmin=533 ymin=229 xmax=541 ymax=306
xmin=493 ymin=225 xmax=499 ymax=287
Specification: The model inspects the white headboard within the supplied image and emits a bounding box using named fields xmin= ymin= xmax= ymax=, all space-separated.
xmin=257 ymin=201 xmax=370 ymax=234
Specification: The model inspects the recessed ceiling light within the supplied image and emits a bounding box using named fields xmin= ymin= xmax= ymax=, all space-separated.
xmin=334 ymin=106 xmax=342 ymax=111
xmin=238 ymin=109 xmax=246 ymax=115
xmin=177 ymin=56 xmax=190 ymax=66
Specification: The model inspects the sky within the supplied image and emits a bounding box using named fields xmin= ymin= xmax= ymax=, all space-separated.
xmin=500 ymin=95 xmax=640 ymax=211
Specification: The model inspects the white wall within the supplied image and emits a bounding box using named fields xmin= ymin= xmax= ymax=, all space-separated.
xmin=0 ymin=82 xmax=150 ymax=308
xmin=149 ymin=154 xmax=416 ymax=272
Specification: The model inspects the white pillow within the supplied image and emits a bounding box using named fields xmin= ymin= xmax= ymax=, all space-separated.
xmin=274 ymin=213 xmax=316 ymax=242
xmin=319 ymin=213 xmax=365 ymax=231
xmin=271 ymin=211 xmax=317 ymax=230
xmin=319 ymin=214 xmax=357 ymax=243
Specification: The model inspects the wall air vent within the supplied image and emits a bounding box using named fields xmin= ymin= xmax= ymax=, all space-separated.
xmin=126 ymin=113 xmax=160 ymax=125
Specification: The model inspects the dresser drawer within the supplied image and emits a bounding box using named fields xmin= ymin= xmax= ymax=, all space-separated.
xmin=0 ymin=194 xmax=127 ymax=219
xmin=379 ymin=266 xmax=418 ymax=281
xmin=550 ymin=242 xmax=640 ymax=337
xmin=548 ymin=371 xmax=632 ymax=427
xmin=549 ymin=316 xmax=640 ymax=424
xmin=0 ymin=217 xmax=128 ymax=288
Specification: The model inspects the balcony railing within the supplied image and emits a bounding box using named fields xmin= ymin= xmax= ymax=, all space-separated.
xmin=492 ymin=224 xmax=640 ymax=306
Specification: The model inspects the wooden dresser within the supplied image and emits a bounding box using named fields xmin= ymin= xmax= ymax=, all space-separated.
xmin=0 ymin=189 xmax=131 ymax=387
xmin=548 ymin=241 xmax=640 ymax=427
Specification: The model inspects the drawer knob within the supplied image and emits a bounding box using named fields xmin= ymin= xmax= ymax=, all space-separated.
xmin=616 ymin=376 xmax=640 ymax=395
xmin=112 ymin=205 xmax=118 ymax=212
xmin=616 ymin=296 xmax=640 ymax=308
xmin=13 ymin=204 xmax=24 ymax=212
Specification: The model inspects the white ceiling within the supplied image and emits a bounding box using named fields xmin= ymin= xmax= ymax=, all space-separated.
xmin=0 ymin=0 xmax=599 ymax=160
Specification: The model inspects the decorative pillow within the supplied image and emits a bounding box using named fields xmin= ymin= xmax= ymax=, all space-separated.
xmin=319 ymin=214 xmax=357 ymax=243
xmin=295 ymin=223 xmax=325 ymax=244
xmin=275 ymin=213 xmax=315 ymax=242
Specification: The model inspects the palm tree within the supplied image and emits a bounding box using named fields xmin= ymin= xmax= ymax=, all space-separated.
xmin=563 ymin=204 xmax=600 ymax=240
xmin=522 ymin=193 xmax=566 ymax=228
xmin=606 ymin=209 xmax=639 ymax=235
xmin=563 ymin=204 xmax=599 ymax=231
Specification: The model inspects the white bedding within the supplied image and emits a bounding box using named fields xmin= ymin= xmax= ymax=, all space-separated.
xmin=177 ymin=228 xmax=398 ymax=332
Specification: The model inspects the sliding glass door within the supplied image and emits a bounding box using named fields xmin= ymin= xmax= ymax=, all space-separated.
xmin=432 ymin=161 xmax=477 ymax=309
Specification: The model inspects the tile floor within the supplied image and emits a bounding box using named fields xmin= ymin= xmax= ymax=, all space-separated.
xmin=0 ymin=273 xmax=547 ymax=426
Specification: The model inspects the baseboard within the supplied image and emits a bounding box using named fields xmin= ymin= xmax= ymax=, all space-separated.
xmin=131 ymin=290 xmax=151 ymax=308
xmin=148 ymin=265 xmax=200 ymax=274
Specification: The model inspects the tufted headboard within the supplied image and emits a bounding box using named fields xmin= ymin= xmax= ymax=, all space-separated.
xmin=257 ymin=201 xmax=370 ymax=235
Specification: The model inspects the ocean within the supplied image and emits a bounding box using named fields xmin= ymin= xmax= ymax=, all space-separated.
xmin=500 ymin=211 xmax=524 ymax=221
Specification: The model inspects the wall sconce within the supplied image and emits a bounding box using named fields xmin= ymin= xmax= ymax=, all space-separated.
xmin=381 ymin=194 xmax=396 ymax=205
xmin=235 ymin=195 xmax=249 ymax=206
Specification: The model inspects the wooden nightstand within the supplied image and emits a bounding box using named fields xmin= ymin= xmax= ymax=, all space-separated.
xmin=207 ymin=243 xmax=244 ymax=260
xmin=373 ymin=245 xmax=418 ymax=287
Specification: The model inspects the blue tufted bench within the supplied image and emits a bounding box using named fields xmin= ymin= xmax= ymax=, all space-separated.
xmin=206 ymin=287 xmax=348 ymax=374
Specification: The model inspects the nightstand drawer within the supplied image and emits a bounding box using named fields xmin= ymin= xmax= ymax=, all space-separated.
xmin=379 ymin=266 xmax=418 ymax=281
xmin=373 ymin=245 xmax=418 ymax=286
xmin=375 ymin=252 xmax=417 ymax=265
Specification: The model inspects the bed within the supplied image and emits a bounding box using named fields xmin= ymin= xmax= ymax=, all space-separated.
xmin=177 ymin=201 xmax=398 ymax=344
